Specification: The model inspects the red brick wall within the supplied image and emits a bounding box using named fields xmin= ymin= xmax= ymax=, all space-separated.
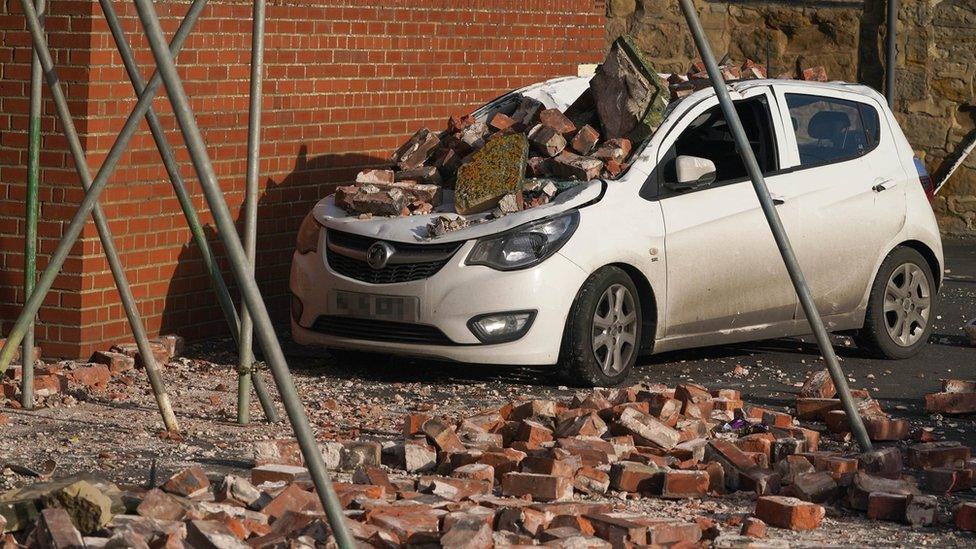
xmin=0 ymin=0 xmax=606 ymax=359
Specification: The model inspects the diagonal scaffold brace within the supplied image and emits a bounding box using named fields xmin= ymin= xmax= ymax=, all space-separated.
xmin=0 ymin=0 xmax=219 ymax=432
xmin=96 ymin=0 xmax=279 ymax=424
xmin=130 ymin=0 xmax=354 ymax=543
xmin=678 ymin=0 xmax=873 ymax=452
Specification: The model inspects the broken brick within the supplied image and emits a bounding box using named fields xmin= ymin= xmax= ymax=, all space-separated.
xmin=162 ymin=466 xmax=210 ymax=498
xmin=661 ymin=470 xmax=709 ymax=498
xmin=88 ymin=350 xmax=134 ymax=374
xmin=740 ymin=516 xmax=767 ymax=538
xmin=905 ymin=494 xmax=937 ymax=527
xmin=64 ymin=365 xmax=111 ymax=391
xmin=754 ymin=496 xmax=824 ymax=531
xmin=613 ymin=407 xmax=680 ymax=450
xmin=609 ymin=461 xmax=663 ymax=493
xmin=539 ymin=108 xmax=577 ymax=136
xmin=552 ymin=151 xmax=603 ymax=182
xmin=570 ymin=125 xmax=600 ymax=156
xmin=356 ymin=169 xmax=395 ymax=185
xmin=956 ymin=502 xmax=976 ymax=531
xmin=923 ymin=467 xmax=973 ymax=493
xmin=573 ymin=466 xmax=610 ymax=496
xmin=501 ymin=472 xmax=573 ymax=502
xmin=528 ymin=125 xmax=567 ymax=157
xmin=867 ymin=492 xmax=908 ymax=522
xmin=34 ymin=508 xmax=85 ymax=549
xmin=925 ymin=392 xmax=976 ymax=414
xmin=800 ymin=370 xmax=836 ymax=399
xmin=421 ymin=417 xmax=465 ymax=453
xmin=790 ymin=471 xmax=839 ymax=503
xmin=907 ymin=441 xmax=971 ymax=469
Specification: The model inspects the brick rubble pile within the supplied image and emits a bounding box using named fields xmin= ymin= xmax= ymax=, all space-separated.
xmin=330 ymin=36 xmax=831 ymax=240
xmin=3 ymin=366 xmax=976 ymax=547
xmin=333 ymin=37 xmax=669 ymax=235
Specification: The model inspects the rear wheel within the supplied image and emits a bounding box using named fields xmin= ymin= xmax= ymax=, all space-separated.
xmin=855 ymin=247 xmax=936 ymax=359
xmin=560 ymin=267 xmax=641 ymax=387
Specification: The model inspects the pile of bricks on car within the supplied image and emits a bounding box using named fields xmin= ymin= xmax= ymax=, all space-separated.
xmin=331 ymin=36 xmax=832 ymax=239
xmin=5 ymin=372 xmax=976 ymax=547
xmin=333 ymin=37 xmax=669 ymax=230
xmin=0 ymin=336 xmax=182 ymax=409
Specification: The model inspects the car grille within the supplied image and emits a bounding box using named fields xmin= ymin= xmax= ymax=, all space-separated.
xmin=325 ymin=229 xmax=463 ymax=284
xmin=311 ymin=315 xmax=457 ymax=345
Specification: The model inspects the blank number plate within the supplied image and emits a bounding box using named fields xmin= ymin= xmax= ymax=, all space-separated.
xmin=328 ymin=290 xmax=419 ymax=322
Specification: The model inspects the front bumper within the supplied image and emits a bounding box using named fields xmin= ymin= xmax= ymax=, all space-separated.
xmin=289 ymin=234 xmax=589 ymax=366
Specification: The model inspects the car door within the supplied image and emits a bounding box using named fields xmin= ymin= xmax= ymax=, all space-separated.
xmin=656 ymin=87 xmax=798 ymax=341
xmin=770 ymin=87 xmax=908 ymax=323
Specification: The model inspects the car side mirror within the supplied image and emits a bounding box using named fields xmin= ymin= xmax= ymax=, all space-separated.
xmin=667 ymin=155 xmax=717 ymax=191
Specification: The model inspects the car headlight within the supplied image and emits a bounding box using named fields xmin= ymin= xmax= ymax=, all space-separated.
xmin=296 ymin=212 xmax=323 ymax=254
xmin=466 ymin=210 xmax=579 ymax=271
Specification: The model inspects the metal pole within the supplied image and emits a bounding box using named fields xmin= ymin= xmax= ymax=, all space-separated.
xmin=131 ymin=0 xmax=354 ymax=543
xmin=885 ymin=0 xmax=898 ymax=107
xmin=238 ymin=0 xmax=267 ymax=425
xmin=2 ymin=0 xmax=212 ymax=433
xmin=678 ymin=0 xmax=873 ymax=452
xmin=21 ymin=0 xmax=45 ymax=410
xmin=97 ymin=0 xmax=278 ymax=423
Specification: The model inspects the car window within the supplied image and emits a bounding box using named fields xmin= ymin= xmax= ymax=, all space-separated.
xmin=786 ymin=93 xmax=879 ymax=167
xmin=663 ymin=96 xmax=778 ymax=187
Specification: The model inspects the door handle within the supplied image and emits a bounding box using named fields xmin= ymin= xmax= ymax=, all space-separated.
xmin=770 ymin=195 xmax=785 ymax=206
xmin=873 ymin=178 xmax=897 ymax=192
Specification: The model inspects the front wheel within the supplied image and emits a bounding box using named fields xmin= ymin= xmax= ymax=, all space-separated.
xmin=855 ymin=247 xmax=937 ymax=359
xmin=559 ymin=267 xmax=642 ymax=387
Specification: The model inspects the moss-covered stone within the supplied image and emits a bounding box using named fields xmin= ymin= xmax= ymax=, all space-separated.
xmin=454 ymin=133 xmax=528 ymax=215
xmin=591 ymin=36 xmax=669 ymax=143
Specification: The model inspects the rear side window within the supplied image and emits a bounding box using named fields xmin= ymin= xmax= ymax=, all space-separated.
xmin=786 ymin=94 xmax=880 ymax=167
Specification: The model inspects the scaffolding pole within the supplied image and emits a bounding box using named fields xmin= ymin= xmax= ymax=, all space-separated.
xmin=0 ymin=0 xmax=214 ymax=433
xmin=130 ymin=0 xmax=354 ymax=542
xmin=97 ymin=0 xmax=278 ymax=424
xmin=885 ymin=0 xmax=898 ymax=107
xmin=238 ymin=0 xmax=267 ymax=425
xmin=21 ymin=0 xmax=45 ymax=410
xmin=678 ymin=0 xmax=873 ymax=452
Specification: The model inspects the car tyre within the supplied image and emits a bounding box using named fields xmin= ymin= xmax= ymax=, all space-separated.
xmin=855 ymin=247 xmax=936 ymax=359
xmin=559 ymin=266 xmax=642 ymax=387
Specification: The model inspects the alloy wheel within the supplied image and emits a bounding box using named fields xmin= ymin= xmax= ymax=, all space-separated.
xmin=591 ymin=283 xmax=638 ymax=376
xmin=883 ymin=262 xmax=931 ymax=347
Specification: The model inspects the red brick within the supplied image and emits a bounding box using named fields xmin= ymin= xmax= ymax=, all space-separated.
xmin=754 ymin=496 xmax=825 ymax=531
xmin=740 ymin=517 xmax=767 ymax=538
xmin=924 ymin=467 xmax=973 ymax=493
xmin=88 ymin=351 xmax=134 ymax=374
xmin=956 ymin=502 xmax=976 ymax=531
xmin=609 ymin=461 xmax=663 ymax=493
xmin=162 ymin=466 xmax=210 ymax=498
xmin=501 ymin=472 xmax=572 ymax=502
xmin=799 ymin=369 xmax=835 ymax=398
xmin=64 ymin=365 xmax=111 ymax=390
xmin=925 ymin=392 xmax=976 ymax=414
xmin=661 ymin=470 xmax=709 ymax=498
xmin=907 ymin=441 xmax=971 ymax=469
xmin=867 ymin=492 xmax=908 ymax=522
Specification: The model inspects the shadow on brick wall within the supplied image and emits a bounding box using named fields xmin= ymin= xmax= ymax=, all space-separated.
xmin=158 ymin=146 xmax=385 ymax=343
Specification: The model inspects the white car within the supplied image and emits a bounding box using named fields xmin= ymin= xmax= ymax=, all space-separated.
xmin=290 ymin=77 xmax=943 ymax=387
